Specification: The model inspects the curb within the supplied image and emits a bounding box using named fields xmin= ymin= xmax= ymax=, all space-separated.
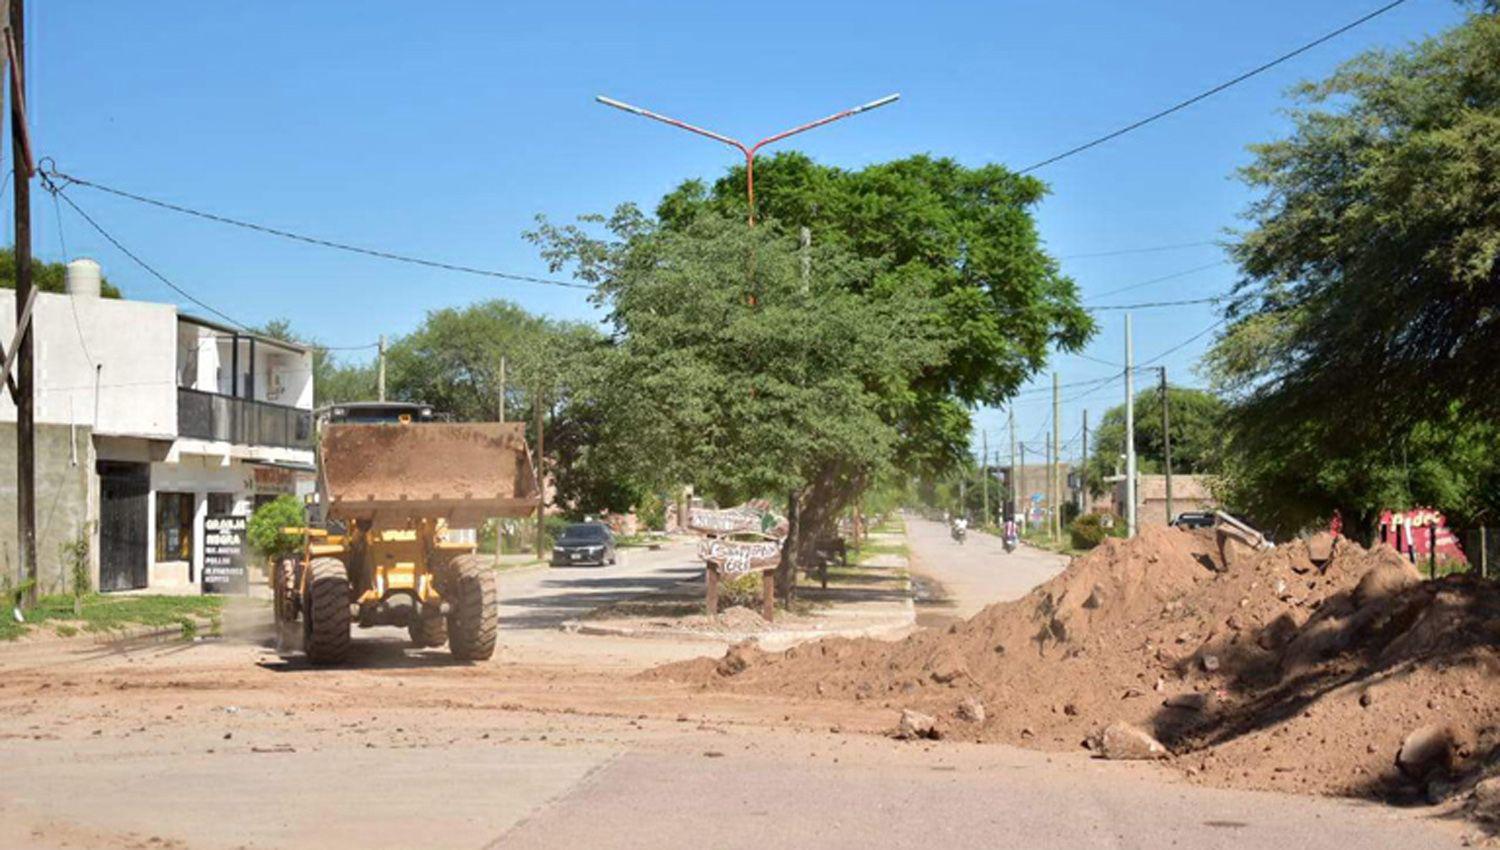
xmin=557 ymin=607 xmax=916 ymax=650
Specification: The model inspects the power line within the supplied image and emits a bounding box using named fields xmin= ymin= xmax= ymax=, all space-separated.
xmin=1085 ymin=260 xmax=1229 ymax=302
xmin=1017 ymin=0 xmax=1412 ymax=173
xmin=47 ymin=182 xmax=252 ymax=330
xmin=42 ymin=168 xmax=594 ymax=291
xmin=1091 ymin=296 xmax=1222 ymax=311
xmin=1058 ymin=240 xmax=1219 ymax=260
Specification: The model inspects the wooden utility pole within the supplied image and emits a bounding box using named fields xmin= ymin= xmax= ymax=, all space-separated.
xmin=1081 ymin=409 xmax=1089 ymax=514
xmin=981 ymin=430 xmax=989 ymax=527
xmin=9 ymin=0 xmax=37 ymax=607
xmin=1051 ymin=372 xmax=1061 ymax=541
xmin=533 ymin=387 xmax=545 ymax=556
xmin=1124 ymin=314 xmax=1137 ymax=538
xmin=376 ymin=335 xmax=386 ymax=401
xmin=1007 ymin=407 xmax=1016 ymax=521
xmin=1160 ymin=366 xmax=1174 ymax=524
xmin=1018 ymin=442 xmax=1027 ymax=529
xmin=497 ymin=356 xmax=506 ymax=423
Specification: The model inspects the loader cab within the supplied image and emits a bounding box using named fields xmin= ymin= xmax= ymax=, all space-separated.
xmin=318 ymin=401 xmax=436 ymax=429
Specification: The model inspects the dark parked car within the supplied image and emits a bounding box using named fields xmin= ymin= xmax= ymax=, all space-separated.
xmin=1172 ymin=511 xmax=1216 ymax=530
xmin=550 ymin=522 xmax=617 ymax=567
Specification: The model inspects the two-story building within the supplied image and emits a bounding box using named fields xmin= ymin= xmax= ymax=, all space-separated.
xmin=0 ymin=259 xmax=315 ymax=593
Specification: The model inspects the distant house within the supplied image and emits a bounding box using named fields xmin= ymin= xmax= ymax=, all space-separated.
xmin=0 ymin=259 xmax=316 ymax=594
xmin=1116 ymin=474 xmax=1215 ymax=527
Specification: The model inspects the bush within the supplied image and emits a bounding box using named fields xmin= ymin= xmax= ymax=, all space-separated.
xmin=247 ymin=495 xmax=307 ymax=563
xmin=717 ymin=572 xmax=765 ymax=609
xmin=637 ymin=491 xmax=667 ymax=531
xmin=1068 ymin=513 xmax=1109 ymax=550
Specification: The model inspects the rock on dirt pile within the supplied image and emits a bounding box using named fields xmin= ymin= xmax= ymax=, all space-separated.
xmin=650 ymin=526 xmax=1500 ymax=802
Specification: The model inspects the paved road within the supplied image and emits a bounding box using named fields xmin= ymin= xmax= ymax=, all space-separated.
xmin=903 ymin=515 xmax=1067 ymax=622
xmin=496 ymin=541 xmax=702 ymax=632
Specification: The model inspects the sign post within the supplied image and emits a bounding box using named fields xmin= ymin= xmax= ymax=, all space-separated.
xmin=202 ymin=514 xmax=249 ymax=595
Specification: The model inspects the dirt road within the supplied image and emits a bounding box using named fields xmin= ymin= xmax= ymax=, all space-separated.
xmin=905 ymin=516 xmax=1067 ymax=623
xmin=0 ymin=529 xmax=1475 ymax=850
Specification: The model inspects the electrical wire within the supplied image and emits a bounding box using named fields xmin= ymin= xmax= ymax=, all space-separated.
xmin=1057 ymin=240 xmax=1219 ymax=260
xmin=1017 ymin=0 xmax=1411 ymax=173
xmin=47 ymin=181 xmax=252 ymax=330
xmin=1085 ymin=260 xmax=1229 ymax=302
xmin=1090 ymin=296 xmax=1222 ymax=311
xmin=41 ymin=168 xmax=594 ymax=291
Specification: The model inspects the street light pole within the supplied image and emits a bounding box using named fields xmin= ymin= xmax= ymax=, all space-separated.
xmin=595 ymin=93 xmax=900 ymax=226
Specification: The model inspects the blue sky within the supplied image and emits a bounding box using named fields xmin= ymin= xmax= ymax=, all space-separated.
xmin=20 ymin=0 xmax=1468 ymax=463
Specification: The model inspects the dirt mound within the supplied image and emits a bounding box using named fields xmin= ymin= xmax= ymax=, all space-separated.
xmin=650 ymin=527 xmax=1500 ymax=801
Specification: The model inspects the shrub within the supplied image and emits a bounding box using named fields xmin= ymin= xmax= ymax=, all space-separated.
xmin=1068 ymin=513 xmax=1109 ymax=550
xmin=247 ymin=495 xmax=307 ymax=563
xmin=637 ymin=491 xmax=667 ymax=531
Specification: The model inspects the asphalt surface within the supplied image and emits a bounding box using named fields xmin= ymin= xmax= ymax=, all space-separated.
xmin=0 ymin=524 xmax=1478 ymax=849
xmin=903 ymin=516 xmax=1068 ymax=622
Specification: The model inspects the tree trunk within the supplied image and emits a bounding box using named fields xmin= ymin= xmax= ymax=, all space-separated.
xmin=775 ymin=490 xmax=800 ymax=602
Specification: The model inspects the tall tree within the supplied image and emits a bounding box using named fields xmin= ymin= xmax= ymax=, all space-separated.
xmin=656 ymin=153 xmax=1093 ymax=476
xmin=1208 ymin=10 xmax=1500 ymax=536
xmin=530 ymin=210 xmax=950 ymax=588
xmin=1084 ymin=386 xmax=1226 ymax=493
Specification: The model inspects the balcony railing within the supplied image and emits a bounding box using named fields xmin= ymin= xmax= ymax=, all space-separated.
xmin=178 ymin=388 xmax=314 ymax=451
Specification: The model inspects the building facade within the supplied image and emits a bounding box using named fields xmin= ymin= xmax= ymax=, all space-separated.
xmin=0 ymin=260 xmax=315 ymax=593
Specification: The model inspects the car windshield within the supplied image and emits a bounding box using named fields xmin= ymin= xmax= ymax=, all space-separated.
xmin=558 ymin=525 xmax=609 ymax=543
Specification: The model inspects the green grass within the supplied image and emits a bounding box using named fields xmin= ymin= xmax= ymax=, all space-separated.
xmin=871 ymin=516 xmax=906 ymax=535
xmin=1 ymin=593 xmax=225 ymax=642
xmin=854 ymin=541 xmax=909 ymax=564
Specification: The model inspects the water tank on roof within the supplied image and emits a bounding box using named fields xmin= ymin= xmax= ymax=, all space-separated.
xmin=65 ymin=258 xmax=102 ymax=297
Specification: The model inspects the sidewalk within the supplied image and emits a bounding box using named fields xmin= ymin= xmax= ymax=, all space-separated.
xmin=558 ymin=530 xmax=916 ymax=651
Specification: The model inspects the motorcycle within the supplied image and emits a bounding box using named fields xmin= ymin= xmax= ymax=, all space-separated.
xmin=951 ymin=524 xmax=967 ymax=544
xmin=1002 ymin=521 xmax=1018 ymax=553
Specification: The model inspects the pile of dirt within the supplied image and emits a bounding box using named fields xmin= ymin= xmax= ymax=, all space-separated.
xmin=650 ymin=526 xmax=1500 ymax=802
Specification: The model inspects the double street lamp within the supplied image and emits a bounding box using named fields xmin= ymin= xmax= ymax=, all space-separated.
xmin=595 ymin=93 xmax=900 ymax=226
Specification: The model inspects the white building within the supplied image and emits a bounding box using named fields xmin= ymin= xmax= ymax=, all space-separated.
xmin=0 ymin=259 xmax=316 ymax=593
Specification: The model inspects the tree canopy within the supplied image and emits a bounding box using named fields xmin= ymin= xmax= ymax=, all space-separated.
xmin=1207 ymin=10 xmax=1500 ymax=534
xmin=655 ymin=153 xmax=1093 ymax=475
xmin=1084 ymin=385 xmax=1226 ymax=493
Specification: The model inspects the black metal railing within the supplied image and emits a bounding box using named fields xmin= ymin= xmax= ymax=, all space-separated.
xmin=177 ymin=388 xmax=314 ymax=450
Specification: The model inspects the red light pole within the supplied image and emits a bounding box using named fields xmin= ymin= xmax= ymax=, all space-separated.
xmin=595 ymin=93 xmax=899 ymax=226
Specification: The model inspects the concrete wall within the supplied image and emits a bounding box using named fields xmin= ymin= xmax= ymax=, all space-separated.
xmin=0 ymin=422 xmax=94 ymax=595
xmin=0 ymin=291 xmax=177 ymax=438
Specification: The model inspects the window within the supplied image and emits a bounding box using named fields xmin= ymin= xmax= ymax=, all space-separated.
xmin=207 ymin=492 xmax=236 ymax=516
xmin=155 ymin=492 xmax=195 ymax=562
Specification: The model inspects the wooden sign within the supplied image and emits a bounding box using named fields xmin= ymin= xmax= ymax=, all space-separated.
xmin=688 ymin=507 xmax=763 ymax=535
xmin=698 ymin=536 xmax=782 ymax=576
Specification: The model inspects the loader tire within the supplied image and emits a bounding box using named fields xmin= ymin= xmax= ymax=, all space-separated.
xmin=303 ymin=557 xmax=351 ymax=665
xmin=408 ymin=609 xmax=447 ymax=648
xmin=444 ymin=554 xmax=498 ymax=661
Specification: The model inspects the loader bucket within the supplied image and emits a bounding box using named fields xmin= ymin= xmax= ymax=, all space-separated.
xmin=320 ymin=422 xmax=538 ymax=527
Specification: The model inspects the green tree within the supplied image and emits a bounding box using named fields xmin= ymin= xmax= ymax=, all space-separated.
xmin=247 ymin=495 xmax=306 ymax=563
xmin=529 ymin=210 xmax=950 ymax=590
xmin=256 ymin=318 xmax=376 ymax=408
xmin=1084 ymin=386 xmax=1226 ymax=493
xmin=654 ymin=153 xmax=1093 ymax=476
xmin=0 ymin=248 xmax=122 ymax=298
xmin=1208 ymin=10 xmax=1500 ymax=536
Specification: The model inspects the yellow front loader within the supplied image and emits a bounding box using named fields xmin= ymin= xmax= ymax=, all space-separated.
xmin=274 ymin=406 xmax=538 ymax=664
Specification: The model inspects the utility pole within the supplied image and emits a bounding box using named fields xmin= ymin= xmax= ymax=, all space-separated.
xmin=1019 ymin=442 xmax=1027 ymax=529
xmin=1080 ymin=409 xmax=1089 ymax=514
xmin=1007 ymin=407 xmax=1016 ymax=522
xmin=1051 ymin=372 xmax=1061 ymax=541
xmin=981 ymin=430 xmax=989 ymax=527
xmin=1160 ymin=366 xmax=1174 ymax=524
xmin=534 ymin=387 xmax=546 ymax=556
xmin=376 ymin=335 xmax=386 ymax=402
xmin=1124 ymin=314 xmax=1137 ymax=539
xmin=497 ymin=356 xmax=506 ymax=423
xmin=799 ymin=226 xmax=811 ymax=287
xmin=9 ymin=0 xmax=37 ymax=608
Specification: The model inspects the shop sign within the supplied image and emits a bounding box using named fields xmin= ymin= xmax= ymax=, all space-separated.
xmin=697 ymin=536 xmax=783 ymax=576
xmin=202 ymin=514 xmax=249 ymax=595
xmin=253 ymin=465 xmax=296 ymax=494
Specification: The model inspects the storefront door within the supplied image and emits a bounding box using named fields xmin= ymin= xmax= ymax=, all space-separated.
xmin=98 ymin=461 xmax=150 ymax=591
